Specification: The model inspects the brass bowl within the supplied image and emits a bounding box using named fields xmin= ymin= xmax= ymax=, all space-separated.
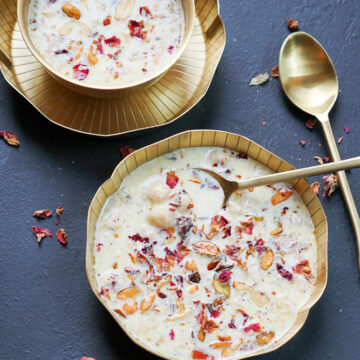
xmin=86 ymin=130 xmax=328 ymax=360
xmin=17 ymin=0 xmax=195 ymax=98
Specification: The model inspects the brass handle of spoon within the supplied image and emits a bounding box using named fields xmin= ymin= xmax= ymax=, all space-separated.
xmin=319 ymin=117 xmax=360 ymax=270
xmin=236 ymin=156 xmax=360 ymax=190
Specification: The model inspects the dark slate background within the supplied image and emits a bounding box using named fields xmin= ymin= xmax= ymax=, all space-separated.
xmin=1 ymin=1 xmax=360 ymax=359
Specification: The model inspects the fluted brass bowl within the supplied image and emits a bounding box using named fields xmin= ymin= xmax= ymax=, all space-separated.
xmin=17 ymin=0 xmax=195 ymax=98
xmin=86 ymin=129 xmax=328 ymax=360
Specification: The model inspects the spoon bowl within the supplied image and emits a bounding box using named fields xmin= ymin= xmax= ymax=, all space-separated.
xmin=279 ymin=32 xmax=338 ymax=117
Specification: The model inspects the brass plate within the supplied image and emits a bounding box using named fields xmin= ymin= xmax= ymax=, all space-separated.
xmin=86 ymin=130 xmax=328 ymax=360
xmin=0 ymin=0 xmax=225 ymax=137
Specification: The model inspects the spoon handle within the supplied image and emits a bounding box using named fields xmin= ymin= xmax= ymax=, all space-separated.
xmin=236 ymin=156 xmax=360 ymax=190
xmin=320 ymin=118 xmax=360 ymax=271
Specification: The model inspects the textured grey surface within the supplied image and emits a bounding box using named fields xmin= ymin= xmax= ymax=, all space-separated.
xmin=1 ymin=0 xmax=360 ymax=359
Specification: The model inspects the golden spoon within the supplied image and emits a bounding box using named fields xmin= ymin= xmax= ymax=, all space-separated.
xmin=197 ymin=156 xmax=360 ymax=206
xmin=279 ymin=31 xmax=360 ymax=270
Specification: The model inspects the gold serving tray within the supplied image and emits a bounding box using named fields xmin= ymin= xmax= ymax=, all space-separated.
xmin=0 ymin=0 xmax=225 ymax=137
xmin=87 ymin=130 xmax=328 ymax=360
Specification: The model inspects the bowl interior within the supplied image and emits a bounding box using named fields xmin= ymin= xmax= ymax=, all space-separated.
xmin=86 ymin=129 xmax=328 ymax=360
xmin=17 ymin=0 xmax=195 ymax=91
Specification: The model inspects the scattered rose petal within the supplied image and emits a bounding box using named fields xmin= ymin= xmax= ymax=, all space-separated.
xmin=299 ymin=140 xmax=307 ymax=146
xmin=56 ymin=228 xmax=68 ymax=245
xmin=271 ymin=65 xmax=279 ymax=78
xmin=249 ymin=72 xmax=269 ymax=86
xmin=128 ymin=233 xmax=149 ymax=243
xmin=313 ymin=156 xmax=323 ymax=165
xmin=0 ymin=131 xmax=20 ymax=146
xmin=305 ymin=119 xmax=317 ymax=130
xmin=287 ymin=18 xmax=299 ymax=31
xmin=323 ymin=174 xmax=338 ymax=197
xmin=128 ymin=20 xmax=147 ymax=39
xmin=33 ymin=209 xmax=53 ymax=219
xmin=166 ymin=171 xmax=179 ymax=189
xmin=169 ymin=329 xmax=175 ymax=340
xmin=55 ymin=220 xmax=60 ymax=225
xmin=244 ymin=323 xmax=261 ymax=333
xmin=56 ymin=206 xmax=64 ymax=215
xmin=276 ymin=264 xmax=293 ymax=280
xmin=219 ymin=271 xmax=232 ymax=283
xmin=337 ymin=136 xmax=343 ymax=144
xmin=323 ymin=156 xmax=330 ymax=163
xmin=344 ymin=127 xmax=349 ymax=133
xmin=80 ymin=357 xmax=95 ymax=360
xmin=119 ymin=145 xmax=136 ymax=159
xmin=32 ymin=226 xmax=53 ymax=243
xmin=140 ymin=6 xmax=153 ymax=19
xmin=104 ymin=36 xmax=121 ymax=47
xmin=261 ymin=121 xmax=267 ymax=126
xmin=310 ymin=182 xmax=320 ymax=195
xmin=73 ymin=64 xmax=89 ymax=80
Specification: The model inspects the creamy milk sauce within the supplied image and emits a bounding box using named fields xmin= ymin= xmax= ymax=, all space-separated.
xmin=27 ymin=0 xmax=185 ymax=84
xmin=94 ymin=147 xmax=316 ymax=360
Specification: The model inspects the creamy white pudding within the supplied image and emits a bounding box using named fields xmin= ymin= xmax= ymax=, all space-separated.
xmin=27 ymin=0 xmax=185 ymax=84
xmin=94 ymin=147 xmax=316 ymax=360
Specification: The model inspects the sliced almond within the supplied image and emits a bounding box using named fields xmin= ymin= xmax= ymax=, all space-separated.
xmin=256 ymin=331 xmax=275 ymax=345
xmin=87 ymin=45 xmax=98 ymax=66
xmin=270 ymin=227 xmax=283 ymax=236
xmin=166 ymin=307 xmax=191 ymax=321
xmin=62 ymin=3 xmax=81 ymax=19
xmin=140 ymin=290 xmax=156 ymax=312
xmin=117 ymin=286 xmax=141 ymax=300
xmin=271 ymin=188 xmax=293 ymax=206
xmin=193 ymin=241 xmax=219 ymax=257
xmin=185 ymin=260 xmax=198 ymax=271
xmin=59 ymin=21 xmax=91 ymax=37
xmin=233 ymin=282 xmax=269 ymax=307
xmin=213 ymin=278 xmax=230 ymax=298
xmin=198 ymin=329 xmax=205 ymax=342
xmin=231 ymin=338 xmax=244 ymax=351
xmin=123 ymin=301 xmax=137 ymax=315
xmin=209 ymin=342 xmax=232 ymax=349
xmin=260 ymin=250 xmax=274 ymax=270
xmin=115 ymin=0 xmax=136 ymax=20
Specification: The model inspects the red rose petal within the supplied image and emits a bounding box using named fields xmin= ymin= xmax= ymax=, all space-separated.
xmin=32 ymin=226 xmax=53 ymax=243
xmin=33 ymin=209 xmax=53 ymax=219
xmin=56 ymin=228 xmax=68 ymax=245
xmin=0 ymin=131 xmax=20 ymax=146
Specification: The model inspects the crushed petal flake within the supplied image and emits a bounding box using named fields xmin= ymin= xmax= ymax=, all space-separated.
xmin=323 ymin=174 xmax=338 ymax=198
xmin=310 ymin=182 xmax=320 ymax=195
xmin=32 ymin=226 xmax=53 ymax=243
xmin=271 ymin=66 xmax=279 ymax=78
xmin=0 ymin=131 xmax=20 ymax=146
xmin=56 ymin=228 xmax=68 ymax=245
xmin=119 ymin=145 xmax=136 ymax=159
xmin=287 ymin=18 xmax=299 ymax=31
xmin=305 ymin=119 xmax=316 ymax=130
xmin=33 ymin=209 xmax=53 ymax=219
xmin=249 ymin=72 xmax=269 ymax=86
xmin=56 ymin=206 xmax=64 ymax=215
xmin=299 ymin=140 xmax=307 ymax=146
xmin=344 ymin=127 xmax=349 ymax=133
xmin=80 ymin=357 xmax=96 ymax=360
xmin=337 ymin=136 xmax=343 ymax=144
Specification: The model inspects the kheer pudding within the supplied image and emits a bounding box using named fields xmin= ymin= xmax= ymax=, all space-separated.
xmin=94 ymin=147 xmax=316 ymax=359
xmin=27 ymin=0 xmax=185 ymax=84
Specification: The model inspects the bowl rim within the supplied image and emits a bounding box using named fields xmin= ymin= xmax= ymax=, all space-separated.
xmin=17 ymin=0 xmax=195 ymax=91
xmin=86 ymin=129 xmax=328 ymax=360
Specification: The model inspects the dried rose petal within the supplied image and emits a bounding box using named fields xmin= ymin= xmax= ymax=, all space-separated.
xmin=169 ymin=329 xmax=175 ymax=340
xmin=254 ymin=239 xmax=267 ymax=255
xmin=33 ymin=209 xmax=52 ymax=219
xmin=0 ymin=131 xmax=20 ymax=146
xmin=249 ymin=72 xmax=269 ymax=86
xmin=276 ymin=264 xmax=293 ymax=281
xmin=56 ymin=206 xmax=64 ymax=215
xmin=176 ymin=216 xmax=193 ymax=238
xmin=128 ymin=20 xmax=147 ymax=39
xmin=299 ymin=140 xmax=307 ymax=146
xmin=73 ymin=64 xmax=89 ymax=80
xmin=337 ymin=136 xmax=343 ymax=144
xmin=244 ymin=322 xmax=261 ymax=333
xmin=293 ymin=260 xmax=312 ymax=279
xmin=344 ymin=127 xmax=349 ymax=133
xmin=168 ymin=45 xmax=174 ymax=54
xmin=56 ymin=228 xmax=68 ymax=245
xmin=305 ymin=119 xmax=317 ymax=130
xmin=271 ymin=65 xmax=279 ymax=78
xmin=310 ymin=182 xmax=320 ymax=195
xmin=80 ymin=357 xmax=96 ymax=360
xmin=288 ymin=18 xmax=299 ymax=31
xmin=32 ymin=226 xmax=53 ymax=243
xmin=119 ymin=145 xmax=136 ymax=159
xmin=313 ymin=156 xmax=323 ymax=165
xmin=166 ymin=171 xmax=179 ymax=189
xmin=228 ymin=318 xmax=236 ymax=329
xmin=128 ymin=233 xmax=149 ymax=243
xmin=140 ymin=6 xmax=153 ymax=18
xmin=323 ymin=174 xmax=338 ymax=197
xmin=104 ymin=36 xmax=121 ymax=47
xmin=218 ymin=271 xmax=232 ymax=283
